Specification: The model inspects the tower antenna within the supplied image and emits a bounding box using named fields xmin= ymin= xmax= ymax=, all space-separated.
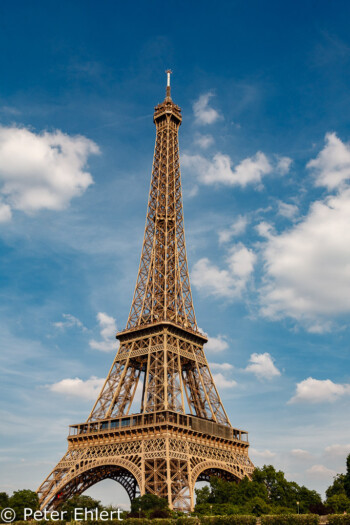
xmin=165 ymin=69 xmax=172 ymax=99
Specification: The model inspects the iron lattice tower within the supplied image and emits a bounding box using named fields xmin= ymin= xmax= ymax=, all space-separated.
xmin=37 ymin=72 xmax=254 ymax=512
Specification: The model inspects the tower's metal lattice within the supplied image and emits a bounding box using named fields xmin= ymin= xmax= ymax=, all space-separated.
xmin=37 ymin=73 xmax=254 ymax=512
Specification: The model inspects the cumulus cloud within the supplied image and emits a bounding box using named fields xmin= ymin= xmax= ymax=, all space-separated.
xmin=48 ymin=376 xmax=104 ymax=400
xmin=289 ymin=377 xmax=350 ymax=404
xmin=183 ymin=151 xmax=272 ymax=188
xmin=212 ymin=372 xmax=237 ymax=389
xmin=193 ymin=92 xmax=220 ymax=125
xmin=205 ymin=334 xmax=229 ymax=352
xmin=277 ymin=201 xmax=299 ymax=219
xmin=307 ymin=132 xmax=350 ymax=190
xmin=325 ymin=444 xmax=350 ymax=457
xmin=0 ymin=201 xmax=11 ymax=222
xmin=0 ymin=125 xmax=99 ymax=218
xmin=191 ymin=243 xmax=256 ymax=299
xmin=89 ymin=312 xmax=118 ymax=352
xmin=53 ymin=313 xmax=86 ymax=331
xmin=276 ymin=156 xmax=293 ymax=175
xmin=209 ymin=362 xmax=233 ymax=371
xmin=245 ymin=352 xmax=281 ymax=380
xmin=219 ymin=215 xmax=248 ymax=244
xmin=291 ymin=449 xmax=313 ymax=460
xmin=259 ymin=185 xmax=350 ymax=329
xmin=250 ymin=448 xmax=276 ymax=459
xmin=306 ymin=464 xmax=336 ymax=478
xmin=256 ymin=221 xmax=275 ymax=239
xmin=194 ymin=133 xmax=214 ymax=149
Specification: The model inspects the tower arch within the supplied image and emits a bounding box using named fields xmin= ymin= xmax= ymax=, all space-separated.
xmin=41 ymin=458 xmax=142 ymax=510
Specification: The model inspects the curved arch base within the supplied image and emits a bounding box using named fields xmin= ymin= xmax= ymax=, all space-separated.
xmin=53 ymin=465 xmax=140 ymax=508
xmin=38 ymin=435 xmax=254 ymax=512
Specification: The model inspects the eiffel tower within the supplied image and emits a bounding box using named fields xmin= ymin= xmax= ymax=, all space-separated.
xmin=37 ymin=71 xmax=254 ymax=512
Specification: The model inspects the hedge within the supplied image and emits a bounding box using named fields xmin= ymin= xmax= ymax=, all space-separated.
xmin=177 ymin=518 xmax=201 ymax=525
xmin=260 ymin=515 xmax=319 ymax=525
xmin=328 ymin=516 xmax=350 ymax=525
xmin=200 ymin=516 xmax=256 ymax=525
xmin=0 ymin=518 xmax=255 ymax=525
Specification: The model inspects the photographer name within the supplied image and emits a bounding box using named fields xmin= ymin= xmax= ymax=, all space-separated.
xmin=24 ymin=507 xmax=123 ymax=521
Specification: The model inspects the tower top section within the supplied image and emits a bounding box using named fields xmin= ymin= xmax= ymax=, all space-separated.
xmin=154 ymin=70 xmax=182 ymax=125
xmin=124 ymin=72 xmax=197 ymax=335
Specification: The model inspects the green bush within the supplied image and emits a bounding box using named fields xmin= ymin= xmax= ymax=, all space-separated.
xmin=177 ymin=518 xmax=201 ymax=525
xmin=200 ymin=516 xmax=256 ymax=524
xmin=124 ymin=520 xmax=174 ymax=525
xmin=328 ymin=515 xmax=350 ymax=525
xmin=260 ymin=515 xmax=319 ymax=525
xmin=123 ymin=520 xmax=152 ymax=525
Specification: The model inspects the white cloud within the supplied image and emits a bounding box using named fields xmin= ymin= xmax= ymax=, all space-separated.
xmin=89 ymin=312 xmax=118 ymax=352
xmin=212 ymin=372 xmax=237 ymax=389
xmin=183 ymin=151 xmax=272 ymax=188
xmin=205 ymin=335 xmax=229 ymax=352
xmin=245 ymin=352 xmax=281 ymax=380
xmin=260 ymin=185 xmax=350 ymax=329
xmin=324 ymin=443 xmax=350 ymax=457
xmin=250 ymin=448 xmax=276 ymax=459
xmin=276 ymin=156 xmax=293 ymax=175
xmin=289 ymin=377 xmax=350 ymax=404
xmin=0 ymin=201 xmax=11 ymax=222
xmin=291 ymin=449 xmax=313 ymax=460
xmin=219 ymin=215 xmax=248 ymax=244
xmin=48 ymin=376 xmax=104 ymax=400
xmin=306 ymin=464 xmax=336 ymax=478
xmin=256 ymin=221 xmax=274 ymax=239
xmin=193 ymin=92 xmax=220 ymax=125
xmin=0 ymin=125 xmax=98 ymax=218
xmin=194 ymin=133 xmax=214 ymax=149
xmin=53 ymin=313 xmax=86 ymax=331
xmin=307 ymin=132 xmax=350 ymax=190
xmin=277 ymin=201 xmax=299 ymax=219
xmin=191 ymin=243 xmax=256 ymax=299
xmin=209 ymin=362 xmax=233 ymax=371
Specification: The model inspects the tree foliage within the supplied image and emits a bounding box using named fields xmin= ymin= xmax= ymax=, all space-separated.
xmin=194 ymin=465 xmax=322 ymax=516
xmin=57 ymin=494 xmax=102 ymax=520
xmin=325 ymin=454 xmax=350 ymax=512
xmin=0 ymin=492 xmax=9 ymax=510
xmin=8 ymin=489 xmax=39 ymax=520
xmin=130 ymin=494 xmax=170 ymax=518
xmin=345 ymin=454 xmax=350 ymax=499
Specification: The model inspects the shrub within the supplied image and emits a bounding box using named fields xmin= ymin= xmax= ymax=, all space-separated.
xmin=328 ymin=516 xmax=350 ymax=525
xmin=200 ymin=516 xmax=256 ymax=525
xmin=177 ymin=518 xmax=201 ymax=525
xmin=260 ymin=515 xmax=319 ymax=525
xmin=123 ymin=520 xmax=151 ymax=525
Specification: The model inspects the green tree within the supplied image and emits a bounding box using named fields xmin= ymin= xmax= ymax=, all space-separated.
xmin=57 ymin=494 xmax=102 ymax=520
xmin=327 ymin=494 xmax=350 ymax=513
xmin=130 ymin=494 xmax=170 ymax=518
xmin=194 ymin=466 xmax=322 ymax=515
xmin=0 ymin=492 xmax=9 ymax=510
xmin=345 ymin=454 xmax=350 ymax=498
xmin=252 ymin=465 xmax=321 ymax=512
xmin=8 ymin=489 xmax=39 ymax=520
xmin=195 ymin=485 xmax=210 ymax=505
xmin=326 ymin=474 xmax=347 ymax=499
xmin=245 ymin=496 xmax=271 ymax=516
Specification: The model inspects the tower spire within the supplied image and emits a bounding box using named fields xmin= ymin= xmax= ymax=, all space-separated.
xmin=166 ymin=69 xmax=172 ymax=99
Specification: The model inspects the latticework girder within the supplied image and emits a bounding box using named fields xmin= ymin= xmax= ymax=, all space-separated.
xmin=37 ymin=74 xmax=254 ymax=513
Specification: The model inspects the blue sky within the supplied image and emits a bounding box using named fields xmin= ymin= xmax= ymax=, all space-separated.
xmin=1 ymin=0 xmax=350 ymax=508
